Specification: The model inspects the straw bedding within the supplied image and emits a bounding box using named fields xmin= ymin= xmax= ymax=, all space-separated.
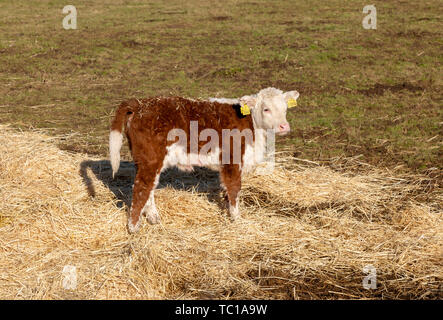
xmin=0 ymin=125 xmax=441 ymax=299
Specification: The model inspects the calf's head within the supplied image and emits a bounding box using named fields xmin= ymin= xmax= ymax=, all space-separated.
xmin=240 ymin=87 xmax=299 ymax=136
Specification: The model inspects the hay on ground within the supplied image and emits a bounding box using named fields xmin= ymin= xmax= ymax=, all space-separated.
xmin=0 ymin=125 xmax=441 ymax=299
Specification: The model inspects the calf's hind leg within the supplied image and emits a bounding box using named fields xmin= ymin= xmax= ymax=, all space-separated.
xmin=141 ymin=182 xmax=161 ymax=225
xmin=128 ymin=163 xmax=161 ymax=233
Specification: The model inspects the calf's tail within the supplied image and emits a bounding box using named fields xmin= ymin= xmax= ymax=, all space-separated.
xmin=109 ymin=100 xmax=135 ymax=178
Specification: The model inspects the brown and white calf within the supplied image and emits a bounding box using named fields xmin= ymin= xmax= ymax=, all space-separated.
xmin=109 ymin=87 xmax=299 ymax=233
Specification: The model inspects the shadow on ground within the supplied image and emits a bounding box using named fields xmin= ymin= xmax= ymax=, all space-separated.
xmin=79 ymin=160 xmax=224 ymax=210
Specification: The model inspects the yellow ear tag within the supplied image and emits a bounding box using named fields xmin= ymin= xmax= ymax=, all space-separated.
xmin=287 ymin=98 xmax=297 ymax=108
xmin=240 ymin=103 xmax=251 ymax=115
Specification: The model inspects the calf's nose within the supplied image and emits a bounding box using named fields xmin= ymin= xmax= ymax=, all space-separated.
xmin=279 ymin=122 xmax=290 ymax=133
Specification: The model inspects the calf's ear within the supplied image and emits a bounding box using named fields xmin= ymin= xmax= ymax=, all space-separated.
xmin=283 ymin=90 xmax=300 ymax=109
xmin=284 ymin=90 xmax=300 ymax=101
xmin=240 ymin=95 xmax=257 ymax=107
xmin=238 ymin=95 xmax=257 ymax=116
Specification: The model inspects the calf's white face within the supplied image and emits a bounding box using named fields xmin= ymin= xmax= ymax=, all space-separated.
xmin=240 ymin=88 xmax=299 ymax=136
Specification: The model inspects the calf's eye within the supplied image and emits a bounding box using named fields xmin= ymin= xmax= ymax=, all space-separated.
xmin=263 ymin=108 xmax=270 ymax=112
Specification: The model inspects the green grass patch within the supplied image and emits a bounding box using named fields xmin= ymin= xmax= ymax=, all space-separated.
xmin=0 ymin=0 xmax=441 ymax=173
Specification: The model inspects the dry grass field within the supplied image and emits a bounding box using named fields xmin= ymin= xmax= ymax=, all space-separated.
xmin=0 ymin=125 xmax=441 ymax=299
xmin=0 ymin=0 xmax=442 ymax=300
xmin=0 ymin=0 xmax=442 ymax=171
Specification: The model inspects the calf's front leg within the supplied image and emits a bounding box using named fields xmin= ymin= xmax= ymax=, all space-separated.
xmin=220 ymin=164 xmax=242 ymax=220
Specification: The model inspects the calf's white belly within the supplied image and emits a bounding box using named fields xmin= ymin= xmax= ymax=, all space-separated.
xmin=161 ymin=138 xmax=266 ymax=173
xmin=162 ymin=142 xmax=221 ymax=171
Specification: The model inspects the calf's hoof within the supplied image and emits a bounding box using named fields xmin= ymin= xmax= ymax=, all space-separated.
xmin=146 ymin=212 xmax=161 ymax=225
xmin=229 ymin=206 xmax=241 ymax=222
xmin=146 ymin=207 xmax=161 ymax=225
xmin=128 ymin=217 xmax=142 ymax=234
